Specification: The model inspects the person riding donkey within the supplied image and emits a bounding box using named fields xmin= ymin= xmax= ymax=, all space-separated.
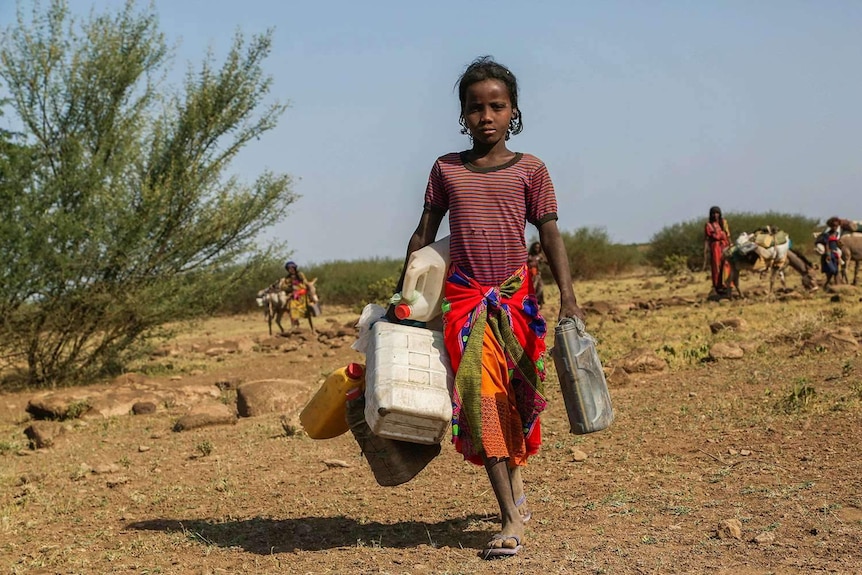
xmin=273 ymin=261 xmax=318 ymax=332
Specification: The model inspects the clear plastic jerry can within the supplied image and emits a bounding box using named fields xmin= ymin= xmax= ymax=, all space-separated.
xmin=551 ymin=317 xmax=614 ymax=434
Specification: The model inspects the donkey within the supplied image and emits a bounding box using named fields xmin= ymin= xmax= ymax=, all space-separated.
xmin=841 ymin=234 xmax=862 ymax=285
xmin=722 ymin=231 xmax=817 ymax=298
xmin=256 ymin=278 xmax=319 ymax=335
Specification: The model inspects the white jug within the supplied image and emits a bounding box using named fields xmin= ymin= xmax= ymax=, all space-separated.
xmin=394 ymin=235 xmax=450 ymax=322
xmin=364 ymin=321 xmax=454 ymax=444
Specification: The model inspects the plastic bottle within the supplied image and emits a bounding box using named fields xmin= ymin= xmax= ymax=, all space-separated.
xmin=394 ymin=235 xmax=450 ymax=322
xmin=300 ymin=362 xmax=365 ymax=439
xmin=551 ymin=317 xmax=614 ymax=434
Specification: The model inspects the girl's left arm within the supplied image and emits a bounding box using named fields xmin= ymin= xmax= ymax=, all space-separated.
xmin=538 ymin=219 xmax=585 ymax=321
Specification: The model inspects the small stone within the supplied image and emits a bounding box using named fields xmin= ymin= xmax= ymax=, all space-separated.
xmin=753 ymin=531 xmax=775 ymax=545
xmin=740 ymin=449 xmax=752 ymax=456
xmin=106 ymin=476 xmax=130 ymax=488
xmin=717 ymin=518 xmax=742 ymax=540
xmin=132 ymin=401 xmax=157 ymax=415
xmin=709 ymin=342 xmax=744 ymax=360
xmin=571 ymin=448 xmax=588 ymax=462
xmin=322 ymin=459 xmax=351 ymax=468
xmin=138 ymin=445 xmax=151 ymax=452
xmin=728 ymin=448 xmax=739 ymax=456
xmin=709 ymin=318 xmax=748 ymax=334
xmin=24 ymin=421 xmax=65 ymax=449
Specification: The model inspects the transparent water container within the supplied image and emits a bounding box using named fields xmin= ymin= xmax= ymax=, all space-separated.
xmin=394 ymin=235 xmax=450 ymax=322
xmin=551 ymin=317 xmax=614 ymax=434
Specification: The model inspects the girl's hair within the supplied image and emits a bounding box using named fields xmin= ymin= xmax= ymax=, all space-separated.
xmin=529 ymin=241 xmax=542 ymax=255
xmin=709 ymin=206 xmax=723 ymax=223
xmin=456 ymin=55 xmax=523 ymax=139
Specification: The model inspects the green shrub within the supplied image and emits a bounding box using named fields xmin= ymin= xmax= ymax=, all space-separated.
xmin=548 ymin=227 xmax=644 ymax=280
xmin=304 ymin=258 xmax=402 ymax=307
xmin=662 ymin=254 xmax=692 ymax=278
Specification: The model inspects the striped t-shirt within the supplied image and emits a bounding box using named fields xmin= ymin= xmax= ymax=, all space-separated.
xmin=424 ymin=152 xmax=558 ymax=285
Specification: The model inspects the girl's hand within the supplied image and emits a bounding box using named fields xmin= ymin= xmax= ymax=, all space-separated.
xmin=559 ymin=301 xmax=585 ymax=322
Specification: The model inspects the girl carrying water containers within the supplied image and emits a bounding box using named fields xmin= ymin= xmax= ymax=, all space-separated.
xmin=388 ymin=56 xmax=585 ymax=560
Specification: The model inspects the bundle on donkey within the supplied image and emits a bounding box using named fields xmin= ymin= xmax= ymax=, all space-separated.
xmin=721 ymin=226 xmax=818 ymax=298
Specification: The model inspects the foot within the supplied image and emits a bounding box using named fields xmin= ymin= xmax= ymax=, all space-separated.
xmin=481 ymin=533 xmax=524 ymax=559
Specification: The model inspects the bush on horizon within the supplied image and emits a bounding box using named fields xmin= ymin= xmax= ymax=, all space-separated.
xmin=553 ymin=227 xmax=645 ymax=280
xmin=222 ymin=212 xmax=823 ymax=315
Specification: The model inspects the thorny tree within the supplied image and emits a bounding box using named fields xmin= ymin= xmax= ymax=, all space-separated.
xmin=0 ymin=0 xmax=296 ymax=387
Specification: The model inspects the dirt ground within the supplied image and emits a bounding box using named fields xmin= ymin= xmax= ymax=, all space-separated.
xmin=1 ymin=270 xmax=861 ymax=575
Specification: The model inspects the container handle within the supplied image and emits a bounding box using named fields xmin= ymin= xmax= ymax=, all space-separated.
xmin=557 ymin=316 xmax=587 ymax=335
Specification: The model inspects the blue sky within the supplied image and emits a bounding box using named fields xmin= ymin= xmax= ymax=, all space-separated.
xmin=4 ymin=1 xmax=862 ymax=264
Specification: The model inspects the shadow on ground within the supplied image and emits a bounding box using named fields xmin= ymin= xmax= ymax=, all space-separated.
xmin=128 ymin=514 xmax=491 ymax=554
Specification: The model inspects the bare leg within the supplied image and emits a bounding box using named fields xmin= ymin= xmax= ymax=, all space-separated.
xmin=484 ymin=457 xmax=524 ymax=552
xmin=508 ymin=465 xmax=530 ymax=521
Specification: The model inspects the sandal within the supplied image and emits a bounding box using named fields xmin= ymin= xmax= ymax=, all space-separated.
xmin=481 ymin=534 xmax=523 ymax=560
xmin=496 ymin=495 xmax=532 ymax=524
xmin=515 ymin=494 xmax=532 ymax=524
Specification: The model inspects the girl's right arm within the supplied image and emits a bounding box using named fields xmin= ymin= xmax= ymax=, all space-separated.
xmin=394 ymin=208 xmax=445 ymax=292
xmin=538 ymin=219 xmax=585 ymax=321
xmin=385 ymin=208 xmax=445 ymax=322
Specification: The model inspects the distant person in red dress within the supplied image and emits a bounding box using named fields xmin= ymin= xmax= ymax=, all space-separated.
xmin=704 ymin=206 xmax=732 ymax=295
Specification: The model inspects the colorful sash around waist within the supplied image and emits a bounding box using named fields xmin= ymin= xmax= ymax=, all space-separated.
xmin=443 ymin=264 xmax=547 ymax=460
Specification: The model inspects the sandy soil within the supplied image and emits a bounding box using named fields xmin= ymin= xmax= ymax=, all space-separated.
xmin=1 ymin=272 xmax=861 ymax=575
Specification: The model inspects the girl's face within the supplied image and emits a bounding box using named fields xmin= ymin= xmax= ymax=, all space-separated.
xmin=462 ymin=79 xmax=515 ymax=147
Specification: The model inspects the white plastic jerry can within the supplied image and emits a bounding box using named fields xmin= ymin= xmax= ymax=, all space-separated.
xmin=364 ymin=321 xmax=454 ymax=445
xmin=394 ymin=235 xmax=450 ymax=322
